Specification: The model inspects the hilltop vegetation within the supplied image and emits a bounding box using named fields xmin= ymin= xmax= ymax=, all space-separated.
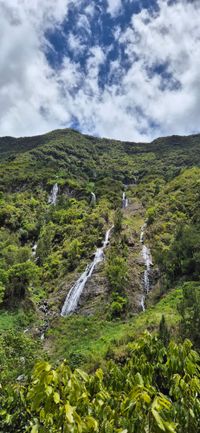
xmin=0 ymin=129 xmax=200 ymax=432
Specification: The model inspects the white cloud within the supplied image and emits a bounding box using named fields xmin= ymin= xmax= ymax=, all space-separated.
xmin=68 ymin=33 xmax=86 ymax=55
xmin=84 ymin=3 xmax=96 ymax=18
xmin=107 ymin=0 xmax=122 ymax=17
xmin=76 ymin=13 xmax=91 ymax=33
xmin=0 ymin=0 xmax=74 ymax=136
xmin=116 ymin=0 xmax=200 ymax=138
xmin=1 ymin=0 xmax=200 ymax=141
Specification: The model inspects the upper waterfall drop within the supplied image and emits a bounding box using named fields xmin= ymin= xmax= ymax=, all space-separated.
xmin=91 ymin=192 xmax=96 ymax=206
xmin=61 ymin=226 xmax=114 ymax=317
xmin=142 ymin=245 xmax=152 ymax=293
xmin=32 ymin=243 xmax=37 ymax=258
xmin=122 ymin=192 xmax=128 ymax=209
xmin=140 ymin=223 xmax=146 ymax=243
xmin=48 ymin=183 xmax=59 ymax=205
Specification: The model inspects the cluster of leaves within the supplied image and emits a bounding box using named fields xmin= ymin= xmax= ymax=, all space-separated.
xmin=0 ymin=229 xmax=40 ymax=306
xmin=178 ymin=281 xmax=200 ymax=348
xmin=155 ymin=224 xmax=200 ymax=287
xmin=144 ymin=168 xmax=200 ymax=286
xmin=37 ymin=198 xmax=106 ymax=272
xmin=0 ymin=182 xmax=112 ymax=307
xmin=106 ymin=214 xmax=129 ymax=319
xmin=0 ymin=330 xmax=39 ymax=385
xmin=0 ymin=333 xmax=199 ymax=433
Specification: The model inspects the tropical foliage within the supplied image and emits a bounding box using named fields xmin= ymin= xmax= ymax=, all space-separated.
xmin=0 ymin=333 xmax=199 ymax=433
xmin=0 ymin=129 xmax=200 ymax=432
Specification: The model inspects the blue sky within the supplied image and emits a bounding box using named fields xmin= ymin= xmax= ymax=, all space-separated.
xmin=0 ymin=0 xmax=200 ymax=141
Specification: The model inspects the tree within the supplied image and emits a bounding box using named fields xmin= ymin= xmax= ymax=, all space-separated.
xmin=178 ymin=282 xmax=200 ymax=348
xmin=106 ymin=256 xmax=128 ymax=294
xmin=114 ymin=208 xmax=123 ymax=233
xmin=158 ymin=315 xmax=170 ymax=347
xmin=6 ymin=261 xmax=40 ymax=303
xmin=1 ymin=333 xmax=200 ymax=433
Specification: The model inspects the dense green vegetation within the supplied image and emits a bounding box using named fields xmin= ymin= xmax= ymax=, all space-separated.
xmin=0 ymin=129 xmax=200 ymax=431
xmin=1 ymin=333 xmax=199 ymax=433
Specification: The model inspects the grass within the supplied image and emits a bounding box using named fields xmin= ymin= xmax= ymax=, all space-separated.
xmin=47 ymin=287 xmax=182 ymax=369
xmin=0 ymin=308 xmax=36 ymax=332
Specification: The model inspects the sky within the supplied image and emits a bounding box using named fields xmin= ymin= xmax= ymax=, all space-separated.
xmin=0 ymin=0 xmax=200 ymax=142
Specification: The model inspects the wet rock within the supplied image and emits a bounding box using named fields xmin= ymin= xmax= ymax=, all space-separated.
xmin=126 ymin=236 xmax=135 ymax=247
xmin=16 ymin=374 xmax=26 ymax=382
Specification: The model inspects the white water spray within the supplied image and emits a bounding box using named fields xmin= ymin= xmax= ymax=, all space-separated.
xmin=140 ymin=295 xmax=145 ymax=312
xmin=61 ymin=226 xmax=114 ymax=316
xmin=48 ymin=183 xmax=58 ymax=205
xmin=122 ymin=192 xmax=128 ymax=209
xmin=32 ymin=243 xmax=37 ymax=257
xmin=140 ymin=224 xmax=152 ymax=310
xmin=91 ymin=192 xmax=96 ymax=205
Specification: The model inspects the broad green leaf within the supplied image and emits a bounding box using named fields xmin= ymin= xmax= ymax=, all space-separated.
xmin=189 ymin=408 xmax=195 ymax=418
xmin=135 ymin=372 xmax=144 ymax=386
xmin=53 ymin=392 xmax=60 ymax=404
xmin=76 ymin=368 xmax=89 ymax=382
xmin=31 ymin=425 xmax=38 ymax=433
xmin=65 ymin=402 xmax=74 ymax=424
xmin=152 ymin=409 xmax=165 ymax=431
xmin=85 ymin=416 xmax=98 ymax=431
xmin=163 ymin=420 xmax=177 ymax=433
xmin=142 ymin=391 xmax=151 ymax=404
xmin=45 ymin=385 xmax=53 ymax=396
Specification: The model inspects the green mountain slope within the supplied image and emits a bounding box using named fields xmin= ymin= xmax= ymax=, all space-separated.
xmin=0 ymin=129 xmax=200 ymax=433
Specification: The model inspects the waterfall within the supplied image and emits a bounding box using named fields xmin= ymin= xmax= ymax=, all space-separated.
xmin=140 ymin=224 xmax=152 ymax=310
xmin=142 ymin=245 xmax=152 ymax=292
xmin=91 ymin=192 xmax=96 ymax=205
xmin=140 ymin=223 xmax=146 ymax=243
xmin=48 ymin=183 xmax=58 ymax=205
xmin=140 ymin=295 xmax=145 ymax=312
xmin=61 ymin=226 xmax=113 ymax=317
xmin=122 ymin=192 xmax=128 ymax=209
xmin=32 ymin=243 xmax=37 ymax=258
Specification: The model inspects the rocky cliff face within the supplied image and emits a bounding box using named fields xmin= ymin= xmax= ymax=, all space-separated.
xmin=57 ymin=199 xmax=156 ymax=319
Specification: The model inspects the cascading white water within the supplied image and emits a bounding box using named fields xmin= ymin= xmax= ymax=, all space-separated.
xmin=61 ymin=226 xmax=114 ymax=316
xmin=32 ymin=243 xmax=37 ymax=258
xmin=91 ymin=192 xmax=96 ymax=205
xmin=140 ymin=295 xmax=145 ymax=312
xmin=140 ymin=223 xmax=146 ymax=243
xmin=142 ymin=245 xmax=152 ymax=293
xmin=122 ymin=192 xmax=128 ymax=209
xmin=140 ymin=224 xmax=152 ymax=310
xmin=48 ymin=183 xmax=58 ymax=205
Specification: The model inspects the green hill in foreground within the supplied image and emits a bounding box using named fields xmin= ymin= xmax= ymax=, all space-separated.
xmin=0 ymin=129 xmax=200 ymax=432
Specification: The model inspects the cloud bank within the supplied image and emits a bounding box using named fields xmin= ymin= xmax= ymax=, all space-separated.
xmin=0 ymin=0 xmax=200 ymax=141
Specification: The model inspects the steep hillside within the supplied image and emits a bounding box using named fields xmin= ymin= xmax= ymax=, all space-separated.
xmin=1 ymin=130 xmax=200 ymax=316
xmin=0 ymin=129 xmax=200 ymax=433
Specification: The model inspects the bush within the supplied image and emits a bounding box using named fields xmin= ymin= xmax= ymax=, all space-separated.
xmin=147 ymin=206 xmax=156 ymax=225
xmin=178 ymin=282 xmax=200 ymax=348
xmin=110 ymin=295 xmax=128 ymax=319
xmin=106 ymin=256 xmax=128 ymax=294
xmin=114 ymin=208 xmax=123 ymax=233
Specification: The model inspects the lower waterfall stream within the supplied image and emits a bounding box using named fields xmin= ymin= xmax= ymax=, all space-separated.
xmin=91 ymin=192 xmax=96 ymax=205
xmin=48 ymin=183 xmax=59 ymax=205
xmin=140 ymin=224 xmax=153 ymax=310
xmin=122 ymin=192 xmax=128 ymax=209
xmin=61 ymin=226 xmax=114 ymax=316
xmin=61 ymin=191 xmax=129 ymax=317
xmin=32 ymin=243 xmax=37 ymax=258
